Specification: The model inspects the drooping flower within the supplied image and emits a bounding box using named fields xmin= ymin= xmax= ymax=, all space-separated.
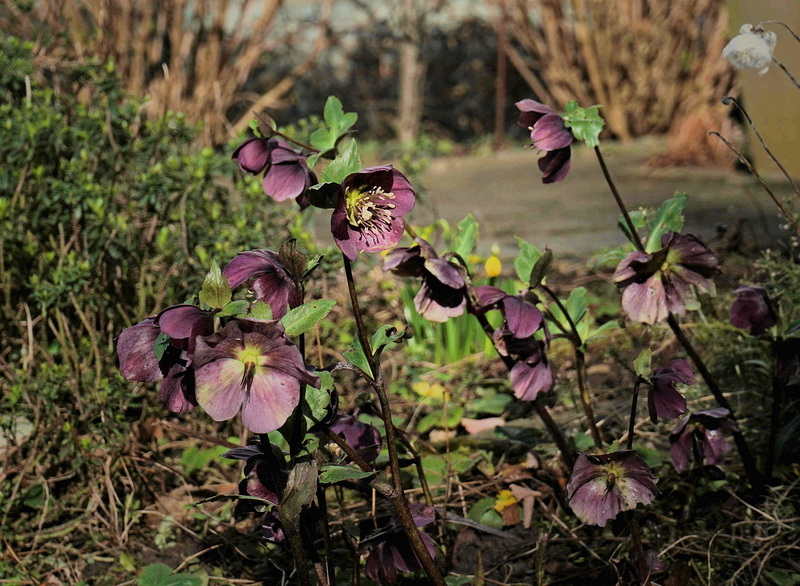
xmin=232 ymin=137 xmax=314 ymax=205
xmin=669 ymin=408 xmax=739 ymax=473
xmin=516 ymin=99 xmax=574 ymax=183
xmin=330 ymin=413 xmax=382 ymax=463
xmin=232 ymin=137 xmax=271 ymax=174
xmin=494 ymin=326 xmax=554 ymax=401
xmin=384 ymin=238 xmax=466 ymax=322
xmin=567 ymin=451 xmax=659 ymax=527
xmin=261 ymin=138 xmax=315 ymax=203
xmin=360 ymin=503 xmax=437 ymax=584
xmin=223 ymin=249 xmax=301 ymax=319
xmin=331 ymin=165 xmax=415 ymax=261
xmin=193 ymin=319 xmax=320 ymax=434
xmin=730 ymin=285 xmax=777 ymax=336
xmin=648 ymin=359 xmax=693 ymax=423
xmin=117 ymin=304 xmax=214 ymax=413
xmin=475 ymin=286 xmax=544 ymax=339
xmin=613 ymin=232 xmax=718 ymax=324
xmin=723 ymin=24 xmax=777 ymax=74
xmin=223 ymin=443 xmax=287 ymax=541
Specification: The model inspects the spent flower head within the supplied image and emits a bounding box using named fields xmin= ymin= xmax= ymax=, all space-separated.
xmin=493 ymin=326 xmax=553 ymax=401
xmin=384 ymin=238 xmax=466 ymax=322
xmin=723 ymin=24 xmax=777 ymax=74
xmin=329 ymin=413 xmax=382 ymax=463
xmin=193 ymin=319 xmax=320 ymax=434
xmin=331 ymin=165 xmax=415 ymax=261
xmin=516 ymin=99 xmax=573 ymax=183
xmin=567 ymin=451 xmax=659 ymax=527
xmin=475 ymin=286 xmax=544 ymax=339
xmin=613 ymin=231 xmax=718 ymax=324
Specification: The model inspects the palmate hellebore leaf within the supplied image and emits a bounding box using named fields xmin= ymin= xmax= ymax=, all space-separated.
xmin=320 ymin=139 xmax=362 ymax=185
xmin=561 ymin=100 xmax=605 ymax=149
xmin=645 ymin=192 xmax=688 ymax=253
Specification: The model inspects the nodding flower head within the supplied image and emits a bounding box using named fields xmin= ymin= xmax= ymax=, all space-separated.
xmin=331 ymin=165 xmax=415 ymax=261
xmin=648 ymin=359 xmax=693 ymax=423
xmin=730 ymin=285 xmax=777 ymax=336
xmin=669 ymin=408 xmax=739 ymax=473
xmin=515 ymin=99 xmax=573 ymax=183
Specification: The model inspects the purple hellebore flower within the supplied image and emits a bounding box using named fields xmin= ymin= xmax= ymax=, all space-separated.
xmin=730 ymin=285 xmax=777 ymax=335
xmin=117 ymin=304 xmax=214 ymax=413
xmin=475 ymin=286 xmax=544 ymax=339
xmin=223 ymin=249 xmax=301 ymax=319
xmin=566 ymin=451 xmax=659 ymax=527
xmin=613 ymin=232 xmax=719 ymax=325
xmin=494 ymin=327 xmax=554 ymax=401
xmin=516 ymin=99 xmax=574 ymax=183
xmin=648 ymin=359 xmax=693 ymax=424
xmin=331 ymin=165 xmax=415 ymax=262
xmin=232 ymin=137 xmax=315 ymax=205
xmin=330 ymin=413 xmax=382 ymax=463
xmin=193 ymin=319 xmax=320 ymax=434
xmin=384 ymin=238 xmax=466 ymax=322
xmin=361 ymin=503 xmax=436 ymax=584
xmin=669 ymin=408 xmax=739 ymax=473
xmin=223 ymin=444 xmax=284 ymax=508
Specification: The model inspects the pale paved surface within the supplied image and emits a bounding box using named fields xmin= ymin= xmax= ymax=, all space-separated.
xmin=416 ymin=139 xmax=793 ymax=260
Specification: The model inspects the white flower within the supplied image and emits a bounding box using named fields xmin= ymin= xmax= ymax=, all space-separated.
xmin=722 ymin=24 xmax=777 ymax=75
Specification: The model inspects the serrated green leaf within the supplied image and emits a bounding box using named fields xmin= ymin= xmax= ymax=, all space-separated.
xmin=310 ymin=127 xmax=335 ymax=155
xmin=585 ymin=319 xmax=620 ymax=344
xmin=319 ymin=464 xmax=377 ymax=484
xmin=137 ymin=563 xmax=202 ymax=586
xmin=324 ymin=96 xmax=346 ymax=131
xmin=339 ymin=112 xmax=358 ymax=134
xmin=199 ymin=260 xmax=231 ymax=309
xmin=306 ymin=181 xmax=340 ymax=209
xmin=633 ymin=348 xmax=652 ymax=378
xmin=514 ymin=236 xmax=542 ymax=284
xmin=280 ymin=299 xmax=336 ymax=337
xmin=303 ymin=371 xmax=333 ymax=429
xmin=453 ymin=213 xmax=479 ymax=259
xmin=645 ymin=192 xmax=688 ymax=252
xmin=561 ymin=101 xmax=605 ymax=149
xmin=371 ymin=324 xmax=412 ymax=359
xmin=566 ymin=287 xmax=588 ymax=325
xmin=217 ymin=299 xmax=249 ymax=318
xmin=248 ymin=300 xmax=273 ymax=320
xmin=343 ymin=337 xmax=371 ymax=375
xmin=320 ymin=140 xmax=362 ymax=184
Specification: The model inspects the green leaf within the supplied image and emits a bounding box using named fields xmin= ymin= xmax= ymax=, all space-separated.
xmin=528 ymin=248 xmax=553 ymax=288
xmin=248 ymin=300 xmax=273 ymax=320
xmin=452 ymin=213 xmax=479 ymax=259
xmin=417 ymin=406 xmax=463 ymax=433
xmin=645 ymin=192 xmax=688 ymax=252
xmin=633 ymin=348 xmax=652 ymax=378
xmin=585 ymin=319 xmax=620 ymax=344
xmin=306 ymin=182 xmax=340 ymax=209
xmin=217 ymin=299 xmax=249 ymax=318
xmin=280 ymin=459 xmax=318 ymax=521
xmin=137 ymin=563 xmax=202 ymax=586
xmin=343 ymin=337 xmax=371 ymax=375
xmin=566 ymin=287 xmax=588 ymax=325
xmin=309 ymin=127 xmax=335 ymax=156
xmin=617 ymin=210 xmax=646 ymax=247
xmin=119 ymin=552 xmax=136 ymax=572
xmin=561 ymin=101 xmax=605 ymax=149
xmin=634 ymin=444 xmax=664 ymax=469
xmin=279 ymin=238 xmax=308 ymax=280
xmin=153 ymin=332 xmax=170 ymax=362
xmin=302 ymin=371 xmax=334 ymax=429
xmin=371 ymin=325 xmax=412 ymax=359
xmin=514 ymin=236 xmax=542 ymax=284
xmin=199 ymin=260 xmax=231 ymax=309
xmin=467 ymin=497 xmax=503 ymax=530
xmin=280 ymin=299 xmax=336 ymax=337
xmin=319 ymin=464 xmax=378 ymax=484
xmin=321 ymin=139 xmax=362 ymax=184
xmin=324 ymin=96 xmax=346 ymax=131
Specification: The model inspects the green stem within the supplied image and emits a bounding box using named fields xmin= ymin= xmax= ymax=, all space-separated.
xmin=341 ymin=254 xmax=445 ymax=586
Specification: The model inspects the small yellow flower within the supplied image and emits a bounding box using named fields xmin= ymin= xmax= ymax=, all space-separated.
xmin=485 ymin=254 xmax=502 ymax=278
xmin=494 ymin=489 xmax=518 ymax=512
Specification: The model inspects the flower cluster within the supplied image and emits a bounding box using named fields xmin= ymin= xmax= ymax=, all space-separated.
xmin=669 ymin=408 xmax=738 ymax=473
xmin=233 ymin=137 xmax=315 ymax=206
xmin=613 ymin=232 xmax=718 ymax=324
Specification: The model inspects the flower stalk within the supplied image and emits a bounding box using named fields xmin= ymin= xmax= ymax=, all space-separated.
xmin=341 ymin=255 xmax=445 ymax=586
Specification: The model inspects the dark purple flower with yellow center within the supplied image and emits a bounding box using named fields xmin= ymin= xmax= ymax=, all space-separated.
xmin=117 ymin=304 xmax=214 ymax=413
xmin=331 ymin=165 xmax=415 ymax=261
xmin=223 ymin=249 xmax=300 ymax=319
xmin=670 ymin=408 xmax=738 ymax=473
xmin=613 ymin=232 xmax=718 ymax=325
xmin=361 ymin=503 xmax=436 ymax=584
xmin=730 ymin=285 xmax=777 ymax=335
xmin=330 ymin=413 xmax=382 ymax=463
xmin=193 ymin=319 xmax=320 ymax=434
xmin=567 ymin=451 xmax=659 ymax=527
xmin=516 ymin=99 xmax=573 ymax=183
xmin=475 ymin=286 xmax=544 ymax=339
xmin=493 ymin=326 xmax=553 ymax=401
xmin=648 ymin=359 xmax=693 ymax=423
xmin=384 ymin=238 xmax=466 ymax=322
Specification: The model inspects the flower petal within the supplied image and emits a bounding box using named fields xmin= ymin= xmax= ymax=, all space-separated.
xmin=262 ymin=162 xmax=310 ymax=202
xmin=117 ymin=319 xmax=162 ymax=383
xmin=194 ymin=357 xmax=246 ymax=422
xmin=531 ymin=113 xmax=573 ymax=150
xmin=240 ymin=369 xmax=301 ymax=433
